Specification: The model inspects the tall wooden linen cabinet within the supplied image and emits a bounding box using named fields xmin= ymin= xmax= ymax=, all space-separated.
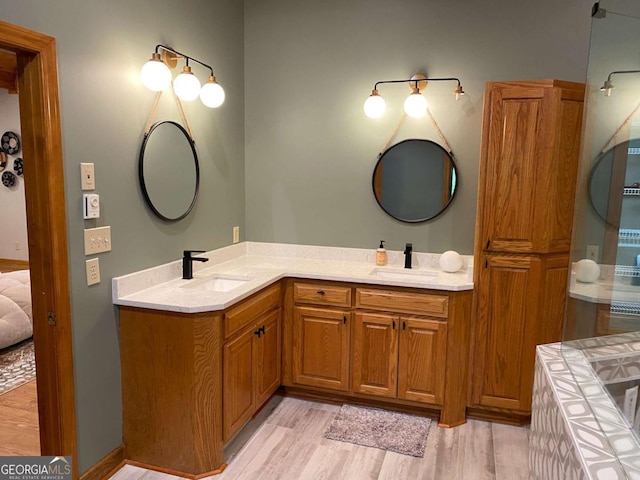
xmin=470 ymin=80 xmax=585 ymax=419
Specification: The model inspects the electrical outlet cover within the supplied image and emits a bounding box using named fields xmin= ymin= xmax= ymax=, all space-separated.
xmin=86 ymin=258 xmax=100 ymax=286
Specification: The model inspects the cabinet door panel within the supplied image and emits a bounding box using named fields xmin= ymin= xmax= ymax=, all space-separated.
xmin=398 ymin=317 xmax=447 ymax=405
xmin=293 ymin=306 xmax=350 ymax=391
xmin=254 ymin=309 xmax=281 ymax=407
xmin=483 ymin=88 xmax=543 ymax=253
xmin=223 ymin=328 xmax=255 ymax=442
xmin=472 ymin=255 xmax=541 ymax=411
xmin=352 ymin=312 xmax=398 ymax=398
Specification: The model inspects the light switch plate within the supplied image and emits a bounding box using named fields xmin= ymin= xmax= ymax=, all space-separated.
xmin=233 ymin=226 xmax=240 ymax=244
xmin=86 ymin=258 xmax=100 ymax=286
xmin=80 ymin=163 xmax=95 ymax=191
xmin=84 ymin=226 xmax=111 ymax=255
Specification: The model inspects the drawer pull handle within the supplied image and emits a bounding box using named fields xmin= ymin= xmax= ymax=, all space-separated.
xmin=317 ymin=290 xmax=326 ymax=295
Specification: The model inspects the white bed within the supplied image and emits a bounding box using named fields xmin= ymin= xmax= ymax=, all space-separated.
xmin=0 ymin=269 xmax=32 ymax=350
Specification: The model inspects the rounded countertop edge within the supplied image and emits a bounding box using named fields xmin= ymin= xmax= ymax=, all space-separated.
xmin=113 ymin=270 xmax=474 ymax=314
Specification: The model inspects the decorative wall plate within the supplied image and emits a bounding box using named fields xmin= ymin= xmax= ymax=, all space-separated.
xmin=1 ymin=132 xmax=20 ymax=155
xmin=2 ymin=171 xmax=16 ymax=187
xmin=0 ymin=151 xmax=6 ymax=172
xmin=13 ymin=157 xmax=23 ymax=176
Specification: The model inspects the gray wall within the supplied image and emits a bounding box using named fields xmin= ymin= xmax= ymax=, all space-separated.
xmin=244 ymin=0 xmax=593 ymax=254
xmin=0 ymin=0 xmax=245 ymax=472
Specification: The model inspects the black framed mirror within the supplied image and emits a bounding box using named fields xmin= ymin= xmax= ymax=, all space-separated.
xmin=139 ymin=121 xmax=200 ymax=222
xmin=588 ymin=138 xmax=640 ymax=228
xmin=372 ymin=139 xmax=458 ymax=223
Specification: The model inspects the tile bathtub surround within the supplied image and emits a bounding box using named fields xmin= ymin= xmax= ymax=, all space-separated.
xmin=112 ymin=242 xmax=474 ymax=313
xmin=530 ymin=342 xmax=640 ymax=479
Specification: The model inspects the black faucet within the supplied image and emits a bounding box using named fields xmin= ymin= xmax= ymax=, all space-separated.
xmin=404 ymin=243 xmax=413 ymax=269
xmin=182 ymin=250 xmax=209 ymax=279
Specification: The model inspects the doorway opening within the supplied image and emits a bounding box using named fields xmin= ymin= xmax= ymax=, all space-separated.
xmin=0 ymin=20 xmax=77 ymax=477
xmin=0 ymin=74 xmax=39 ymax=454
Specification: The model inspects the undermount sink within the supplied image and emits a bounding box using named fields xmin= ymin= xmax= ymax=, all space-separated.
xmin=181 ymin=274 xmax=252 ymax=293
xmin=369 ymin=267 xmax=438 ymax=282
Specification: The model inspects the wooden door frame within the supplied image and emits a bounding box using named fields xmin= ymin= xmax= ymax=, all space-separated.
xmin=0 ymin=21 xmax=78 ymax=476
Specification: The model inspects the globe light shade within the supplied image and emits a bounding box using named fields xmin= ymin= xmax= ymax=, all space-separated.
xmin=200 ymin=76 xmax=225 ymax=108
xmin=173 ymin=66 xmax=201 ymax=101
xmin=363 ymin=91 xmax=385 ymax=118
xmin=404 ymin=92 xmax=428 ymax=118
xmin=140 ymin=53 xmax=172 ymax=91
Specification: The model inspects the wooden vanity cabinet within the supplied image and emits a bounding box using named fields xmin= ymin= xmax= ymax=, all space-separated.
xmin=352 ymin=312 xmax=398 ymax=398
xmin=223 ymin=308 xmax=281 ymax=442
xmin=398 ymin=317 xmax=447 ymax=405
xmin=119 ymin=282 xmax=282 ymax=478
xmin=352 ymin=312 xmax=447 ymax=404
xmin=223 ymin=284 xmax=281 ymax=442
xmin=283 ymin=279 xmax=472 ymax=427
xmin=120 ymin=307 xmax=225 ymax=477
xmin=291 ymin=281 xmax=352 ymax=391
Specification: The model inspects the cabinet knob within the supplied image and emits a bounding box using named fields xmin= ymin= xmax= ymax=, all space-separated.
xmin=402 ymin=321 xmax=406 ymax=330
xmin=486 ymin=239 xmax=490 ymax=249
xmin=392 ymin=320 xmax=396 ymax=330
xmin=317 ymin=290 xmax=325 ymax=295
xmin=343 ymin=316 xmax=347 ymax=324
xmin=260 ymin=326 xmax=266 ymax=335
xmin=254 ymin=329 xmax=261 ymax=337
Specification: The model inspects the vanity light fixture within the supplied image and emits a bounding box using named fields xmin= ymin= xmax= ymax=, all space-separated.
xmin=364 ymin=73 xmax=464 ymax=119
xmin=140 ymin=45 xmax=225 ymax=108
xmin=599 ymin=70 xmax=640 ymax=97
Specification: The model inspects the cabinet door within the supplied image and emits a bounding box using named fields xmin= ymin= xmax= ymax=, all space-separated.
xmin=471 ymin=254 xmax=541 ymax=412
xmin=223 ymin=327 xmax=255 ymax=442
xmin=352 ymin=312 xmax=398 ymax=398
xmin=481 ymin=85 xmax=546 ymax=254
xmin=293 ymin=306 xmax=350 ymax=391
xmin=254 ymin=309 xmax=282 ymax=407
xmin=398 ymin=317 xmax=447 ymax=405
xmin=479 ymin=81 xmax=583 ymax=254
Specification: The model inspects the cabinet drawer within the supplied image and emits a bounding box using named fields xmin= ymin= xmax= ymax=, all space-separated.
xmin=225 ymin=283 xmax=281 ymax=339
xmin=293 ymin=282 xmax=352 ymax=307
xmin=355 ymin=288 xmax=448 ymax=318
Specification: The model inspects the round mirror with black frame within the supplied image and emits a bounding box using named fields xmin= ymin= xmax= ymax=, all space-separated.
xmin=588 ymin=138 xmax=640 ymax=228
xmin=372 ymin=138 xmax=458 ymax=223
xmin=139 ymin=120 xmax=200 ymax=222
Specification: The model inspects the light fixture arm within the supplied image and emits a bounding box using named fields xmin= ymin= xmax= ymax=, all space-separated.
xmin=155 ymin=44 xmax=215 ymax=77
xmin=604 ymin=69 xmax=640 ymax=83
xmin=372 ymin=77 xmax=463 ymax=91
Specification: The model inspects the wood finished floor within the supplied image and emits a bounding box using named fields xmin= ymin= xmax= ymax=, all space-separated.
xmin=0 ymin=379 xmax=40 ymax=455
xmin=110 ymin=395 xmax=530 ymax=480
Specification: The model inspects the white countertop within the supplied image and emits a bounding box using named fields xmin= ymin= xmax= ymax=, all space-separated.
xmin=569 ymin=270 xmax=640 ymax=305
xmin=112 ymin=242 xmax=474 ymax=313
